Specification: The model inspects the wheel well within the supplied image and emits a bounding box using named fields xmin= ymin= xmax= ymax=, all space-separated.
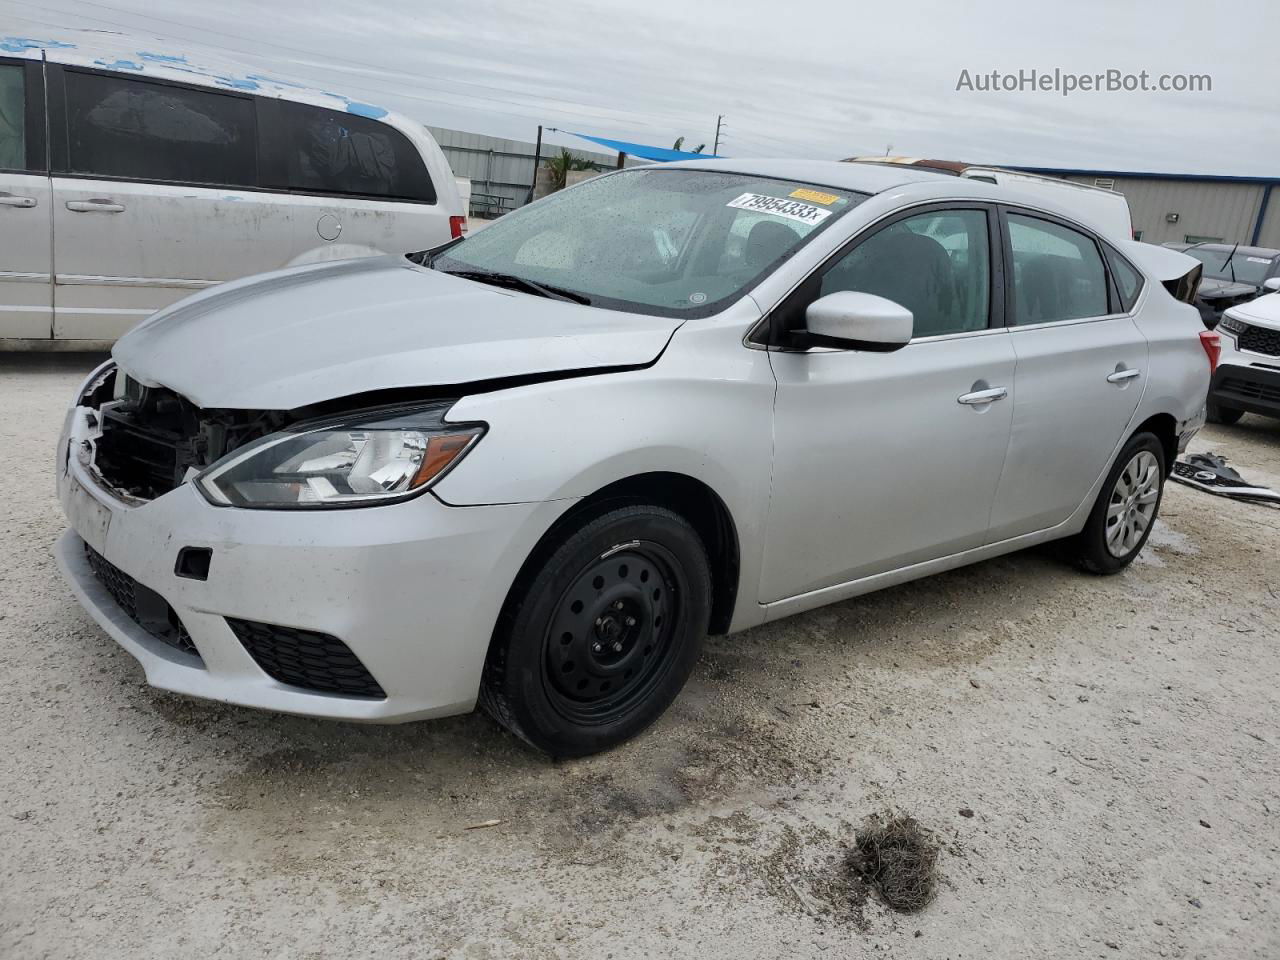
xmin=1133 ymin=412 xmax=1178 ymax=473
xmin=546 ymin=473 xmax=741 ymax=635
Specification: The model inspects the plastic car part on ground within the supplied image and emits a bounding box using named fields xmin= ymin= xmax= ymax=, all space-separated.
xmin=1171 ymin=453 xmax=1280 ymax=505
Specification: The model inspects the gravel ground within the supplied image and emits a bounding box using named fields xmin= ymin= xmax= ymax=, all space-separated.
xmin=3 ymin=352 xmax=1278 ymax=959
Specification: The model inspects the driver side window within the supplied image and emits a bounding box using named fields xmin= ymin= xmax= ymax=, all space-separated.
xmin=819 ymin=209 xmax=991 ymax=338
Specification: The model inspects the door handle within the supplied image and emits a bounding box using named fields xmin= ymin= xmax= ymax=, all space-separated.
xmin=1107 ymin=368 xmax=1141 ymax=384
xmin=0 ymin=192 xmax=37 ymax=208
xmin=958 ymin=386 xmax=1009 ymax=405
xmin=66 ymin=199 xmax=125 ymax=213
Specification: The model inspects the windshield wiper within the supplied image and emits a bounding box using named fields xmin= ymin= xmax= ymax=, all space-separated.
xmin=1221 ymin=241 xmax=1240 ymax=284
xmin=440 ymin=268 xmax=592 ymax=305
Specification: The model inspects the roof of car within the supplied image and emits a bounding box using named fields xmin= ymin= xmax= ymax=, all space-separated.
xmin=1 ymin=28 xmax=398 ymax=122
xmin=659 ymin=157 xmax=958 ymax=194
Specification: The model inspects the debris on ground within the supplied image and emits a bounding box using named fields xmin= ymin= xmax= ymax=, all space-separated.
xmin=1172 ymin=453 xmax=1280 ymax=506
xmin=849 ymin=814 xmax=940 ymax=913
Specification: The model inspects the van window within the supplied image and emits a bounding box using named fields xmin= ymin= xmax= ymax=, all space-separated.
xmin=1007 ymin=214 xmax=1109 ymax=324
xmin=64 ymin=71 xmax=256 ymax=186
xmin=0 ymin=64 xmax=24 ymax=171
xmin=261 ymin=100 xmax=435 ymax=203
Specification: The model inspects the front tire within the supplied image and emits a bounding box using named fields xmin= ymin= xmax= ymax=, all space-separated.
xmin=1206 ymin=401 xmax=1244 ymax=425
xmin=1070 ymin=433 xmax=1166 ymax=575
xmin=480 ymin=504 xmax=712 ymax=757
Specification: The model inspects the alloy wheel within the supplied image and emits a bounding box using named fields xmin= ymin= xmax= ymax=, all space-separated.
xmin=1104 ymin=450 xmax=1160 ymax=558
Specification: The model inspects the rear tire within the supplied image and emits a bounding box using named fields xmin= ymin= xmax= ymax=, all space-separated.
xmin=1207 ymin=402 xmax=1244 ymax=425
xmin=1069 ymin=432 xmax=1166 ymax=575
xmin=479 ymin=504 xmax=711 ymax=757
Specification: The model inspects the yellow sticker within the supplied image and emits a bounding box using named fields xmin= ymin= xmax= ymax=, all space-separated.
xmin=790 ymin=188 xmax=839 ymax=206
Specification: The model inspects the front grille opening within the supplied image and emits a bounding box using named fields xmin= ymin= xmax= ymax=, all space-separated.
xmin=226 ymin=618 xmax=387 ymax=699
xmin=88 ymin=381 xmax=288 ymax=502
xmin=83 ymin=543 xmax=202 ymax=660
xmin=1239 ymin=324 xmax=1280 ymax=358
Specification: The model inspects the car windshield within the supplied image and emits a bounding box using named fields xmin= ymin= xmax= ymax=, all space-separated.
xmin=1185 ymin=247 xmax=1277 ymax=285
xmin=430 ymin=168 xmax=866 ymax=317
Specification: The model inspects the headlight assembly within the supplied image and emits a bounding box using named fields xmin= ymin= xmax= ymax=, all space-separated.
xmin=197 ymin=402 xmax=484 ymax=509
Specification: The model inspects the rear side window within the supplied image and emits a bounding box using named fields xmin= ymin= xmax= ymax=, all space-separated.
xmin=1007 ymin=214 xmax=1109 ymax=324
xmin=259 ymin=100 xmax=435 ymax=203
xmin=1104 ymin=245 xmax=1144 ymax=312
xmin=0 ymin=63 xmax=24 ymax=171
xmin=63 ymin=71 xmax=256 ymax=186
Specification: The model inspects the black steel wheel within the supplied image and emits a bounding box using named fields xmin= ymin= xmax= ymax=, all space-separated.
xmin=480 ymin=504 xmax=712 ymax=757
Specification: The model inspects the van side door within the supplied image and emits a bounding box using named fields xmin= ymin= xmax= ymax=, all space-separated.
xmin=255 ymin=98 xmax=450 ymax=267
xmin=0 ymin=56 xmax=52 ymax=339
xmin=46 ymin=66 xmax=289 ymax=340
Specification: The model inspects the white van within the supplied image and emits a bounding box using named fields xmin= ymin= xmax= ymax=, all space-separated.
xmin=0 ymin=31 xmax=462 ymax=344
xmin=844 ymin=157 xmax=1134 ymax=243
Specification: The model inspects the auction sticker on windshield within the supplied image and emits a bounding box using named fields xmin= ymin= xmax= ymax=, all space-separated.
xmin=727 ymin=193 xmax=833 ymax=226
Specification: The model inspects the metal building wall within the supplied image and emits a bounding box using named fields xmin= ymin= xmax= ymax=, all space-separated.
xmin=426 ymin=126 xmax=621 ymax=216
xmin=1060 ymin=175 xmax=1267 ymax=245
xmin=1255 ymin=188 xmax=1280 ymax=248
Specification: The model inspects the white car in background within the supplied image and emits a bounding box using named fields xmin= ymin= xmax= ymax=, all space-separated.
xmin=844 ymin=157 xmax=1135 ymax=243
xmin=56 ymin=159 xmax=1210 ymax=757
xmin=0 ymin=31 xmax=462 ymax=344
xmin=1210 ymin=292 xmax=1280 ymax=423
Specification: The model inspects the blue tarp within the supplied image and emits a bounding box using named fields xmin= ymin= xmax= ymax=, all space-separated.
xmin=566 ymin=131 xmax=720 ymax=163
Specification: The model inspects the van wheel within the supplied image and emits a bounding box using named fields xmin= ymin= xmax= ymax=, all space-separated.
xmin=1207 ymin=402 xmax=1244 ymax=425
xmin=1070 ymin=432 xmax=1166 ymax=575
xmin=480 ymin=504 xmax=711 ymax=757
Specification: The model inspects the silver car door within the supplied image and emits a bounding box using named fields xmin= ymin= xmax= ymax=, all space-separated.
xmin=0 ymin=57 xmax=52 ymax=339
xmin=762 ymin=205 xmax=1015 ymax=603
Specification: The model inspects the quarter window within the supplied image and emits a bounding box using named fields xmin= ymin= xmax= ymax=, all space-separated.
xmin=64 ymin=71 xmax=256 ymax=186
xmin=260 ymin=100 xmax=435 ymax=203
xmin=0 ymin=63 xmax=24 ymax=171
xmin=819 ymin=209 xmax=991 ymax=337
xmin=1007 ymin=214 xmax=1109 ymax=324
xmin=1104 ymin=246 xmax=1144 ymax=312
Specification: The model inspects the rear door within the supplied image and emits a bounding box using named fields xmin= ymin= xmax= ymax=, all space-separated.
xmin=47 ymin=66 xmax=289 ymax=340
xmin=987 ymin=209 xmax=1148 ymax=541
xmin=256 ymin=98 xmax=448 ymax=262
xmin=0 ymin=56 xmax=52 ymax=339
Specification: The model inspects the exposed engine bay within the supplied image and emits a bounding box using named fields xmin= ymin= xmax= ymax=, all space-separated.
xmin=76 ymin=365 xmax=294 ymax=502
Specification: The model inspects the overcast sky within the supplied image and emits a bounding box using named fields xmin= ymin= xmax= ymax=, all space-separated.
xmin=7 ymin=0 xmax=1278 ymax=175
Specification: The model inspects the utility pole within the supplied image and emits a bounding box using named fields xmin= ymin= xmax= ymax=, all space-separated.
xmin=713 ymin=115 xmax=724 ymax=155
xmin=527 ymin=124 xmax=543 ymax=205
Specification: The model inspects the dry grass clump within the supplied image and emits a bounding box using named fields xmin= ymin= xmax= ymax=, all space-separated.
xmin=849 ymin=814 xmax=939 ymax=913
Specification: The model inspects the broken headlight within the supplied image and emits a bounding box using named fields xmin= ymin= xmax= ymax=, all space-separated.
xmin=196 ymin=403 xmax=483 ymax=509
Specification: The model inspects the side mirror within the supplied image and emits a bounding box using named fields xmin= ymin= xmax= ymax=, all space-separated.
xmin=801 ymin=291 xmax=913 ymax=352
xmin=1263 ymin=277 xmax=1280 ymax=293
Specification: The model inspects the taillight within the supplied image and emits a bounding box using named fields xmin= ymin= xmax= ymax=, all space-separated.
xmin=449 ymin=215 xmax=467 ymax=239
xmin=1199 ymin=330 xmax=1221 ymax=374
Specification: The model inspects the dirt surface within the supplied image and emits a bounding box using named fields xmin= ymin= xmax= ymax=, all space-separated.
xmin=3 ymin=353 xmax=1278 ymax=959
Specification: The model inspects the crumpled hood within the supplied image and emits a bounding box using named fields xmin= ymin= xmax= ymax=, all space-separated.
xmin=113 ymin=256 xmax=683 ymax=410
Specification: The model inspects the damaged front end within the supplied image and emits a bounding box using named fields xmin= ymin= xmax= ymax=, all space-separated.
xmin=72 ymin=364 xmax=293 ymax=503
xmin=68 ymin=364 xmax=485 ymax=510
